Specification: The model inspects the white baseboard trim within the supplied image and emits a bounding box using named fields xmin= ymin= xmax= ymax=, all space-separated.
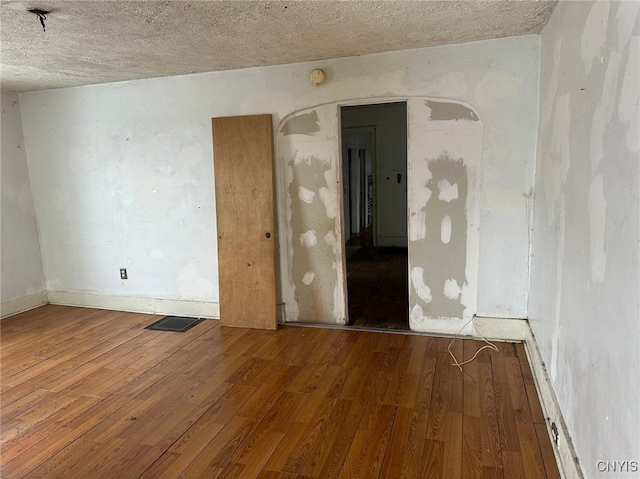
xmin=523 ymin=323 xmax=583 ymax=479
xmin=1 ymin=291 xmax=48 ymax=318
xmin=47 ymin=291 xmax=220 ymax=319
xmin=473 ymin=316 xmax=527 ymax=341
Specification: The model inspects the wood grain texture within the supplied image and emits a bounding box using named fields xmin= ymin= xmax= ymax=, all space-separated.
xmin=1 ymin=305 xmax=561 ymax=478
xmin=212 ymin=114 xmax=276 ymax=330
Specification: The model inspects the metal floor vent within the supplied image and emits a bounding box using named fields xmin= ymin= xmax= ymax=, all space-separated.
xmin=145 ymin=316 xmax=204 ymax=332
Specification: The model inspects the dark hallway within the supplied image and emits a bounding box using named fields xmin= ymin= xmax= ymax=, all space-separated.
xmin=345 ymin=228 xmax=409 ymax=330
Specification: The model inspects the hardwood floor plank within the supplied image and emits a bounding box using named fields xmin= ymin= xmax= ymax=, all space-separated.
xmin=180 ymin=416 xmax=258 ymax=477
xmin=535 ymin=423 xmax=562 ymax=479
xmin=0 ymin=305 xmax=560 ymax=479
xmin=298 ymin=398 xmax=365 ymax=479
xmin=337 ymin=404 xmax=396 ymax=479
xmin=380 ymin=406 xmax=425 ymax=478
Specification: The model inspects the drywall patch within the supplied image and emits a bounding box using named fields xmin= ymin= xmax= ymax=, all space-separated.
xmin=324 ymin=231 xmax=339 ymax=254
xmin=581 ymin=1 xmax=611 ymax=75
xmin=288 ymin=155 xmax=338 ymax=323
xmin=590 ymin=50 xmax=622 ymax=173
xmin=588 ymin=174 xmax=607 ymax=283
xmin=437 ymin=179 xmax=458 ymax=202
xmin=475 ymin=69 xmax=524 ymax=104
xmin=302 ymin=271 xmax=315 ymax=285
xmin=410 ymin=267 xmax=432 ymax=304
xmin=424 ymin=100 xmax=478 ymax=121
xmin=299 ymin=229 xmax=317 ymax=247
xmin=423 ymin=72 xmax=468 ymax=98
xmin=552 ymin=92 xmax=572 ymax=181
xmin=444 ymin=278 xmax=462 ymax=300
xmin=410 ymin=152 xmax=468 ymax=319
xmin=486 ymin=187 xmax=525 ymax=214
xmin=298 ymin=186 xmax=316 ymax=204
xmin=282 ymin=111 xmax=320 ymax=136
xmin=617 ymin=35 xmax=639 ymax=153
xmin=441 ymin=215 xmax=452 ymax=244
xmin=409 ymin=186 xmax=431 ymax=242
xmin=318 ymin=169 xmax=339 ymax=219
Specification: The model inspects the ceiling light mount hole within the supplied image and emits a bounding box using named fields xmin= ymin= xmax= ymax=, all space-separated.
xmin=27 ymin=7 xmax=50 ymax=32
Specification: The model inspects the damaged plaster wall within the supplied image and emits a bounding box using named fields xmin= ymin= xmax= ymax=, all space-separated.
xmin=277 ymin=99 xmax=481 ymax=327
xmin=276 ymin=106 xmax=345 ymax=323
xmin=0 ymin=92 xmax=46 ymax=316
xmin=529 ymin=1 xmax=639 ymax=476
xmin=407 ymin=99 xmax=482 ymax=333
xmin=18 ymin=35 xmax=538 ymax=323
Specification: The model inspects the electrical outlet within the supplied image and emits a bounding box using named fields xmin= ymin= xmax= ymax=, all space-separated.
xmin=120 ymin=268 xmax=128 ymax=280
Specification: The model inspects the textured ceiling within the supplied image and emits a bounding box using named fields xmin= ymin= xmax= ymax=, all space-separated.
xmin=0 ymin=0 xmax=557 ymax=92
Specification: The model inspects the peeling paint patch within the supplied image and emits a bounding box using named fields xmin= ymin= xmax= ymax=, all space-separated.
xmin=441 ymin=215 xmax=452 ymax=244
xmin=437 ymin=179 xmax=459 ymax=202
xmin=444 ymin=278 xmax=462 ymax=300
xmin=411 ymin=267 xmax=432 ymax=304
xmin=302 ymin=271 xmax=315 ymax=285
xmin=282 ymin=111 xmax=320 ymax=136
xmin=298 ymin=186 xmax=316 ymax=204
xmin=588 ymin=174 xmax=607 ymax=283
xmin=299 ymin=229 xmax=317 ymax=247
xmin=424 ymin=100 xmax=478 ymax=121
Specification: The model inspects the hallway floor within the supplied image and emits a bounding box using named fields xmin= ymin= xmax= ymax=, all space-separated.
xmin=346 ymin=228 xmax=409 ymax=330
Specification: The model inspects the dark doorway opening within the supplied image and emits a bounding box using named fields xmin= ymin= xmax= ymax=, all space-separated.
xmin=341 ymin=102 xmax=409 ymax=330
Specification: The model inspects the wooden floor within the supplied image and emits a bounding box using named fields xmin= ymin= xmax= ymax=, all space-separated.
xmin=1 ymin=305 xmax=560 ymax=479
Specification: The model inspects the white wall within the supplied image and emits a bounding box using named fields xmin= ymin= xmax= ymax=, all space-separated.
xmin=529 ymin=1 xmax=639 ymax=477
xmin=19 ymin=35 xmax=539 ymax=323
xmin=1 ymin=92 xmax=46 ymax=316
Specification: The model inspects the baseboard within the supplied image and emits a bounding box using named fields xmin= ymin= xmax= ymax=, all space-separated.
xmin=1 ymin=291 xmax=48 ymax=318
xmin=47 ymin=291 xmax=220 ymax=319
xmin=523 ymin=323 xmax=584 ymax=479
xmin=473 ymin=316 xmax=527 ymax=341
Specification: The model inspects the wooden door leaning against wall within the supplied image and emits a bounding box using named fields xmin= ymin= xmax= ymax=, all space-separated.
xmin=212 ymin=114 xmax=277 ymax=330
